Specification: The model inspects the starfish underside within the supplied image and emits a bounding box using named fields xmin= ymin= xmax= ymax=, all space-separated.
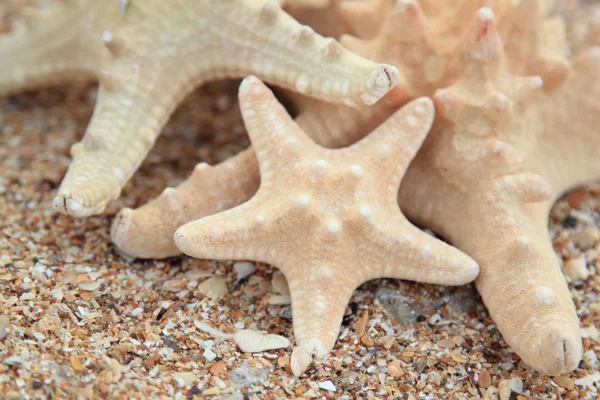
xmin=0 ymin=0 xmax=399 ymax=217
xmin=112 ymin=0 xmax=600 ymax=375
xmin=174 ymin=77 xmax=479 ymax=376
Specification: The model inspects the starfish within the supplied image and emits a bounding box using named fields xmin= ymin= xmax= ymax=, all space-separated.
xmin=173 ymin=76 xmax=480 ymax=376
xmin=112 ymin=0 xmax=600 ymax=375
xmin=397 ymin=9 xmax=598 ymax=375
xmin=0 ymin=0 xmax=398 ymax=217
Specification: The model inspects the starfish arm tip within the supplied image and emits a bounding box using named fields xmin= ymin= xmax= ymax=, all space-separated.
xmin=361 ymin=64 xmax=399 ymax=106
xmin=535 ymin=321 xmax=583 ymax=375
xmin=109 ymin=207 xmax=165 ymax=259
xmin=173 ymin=226 xmax=193 ymax=255
xmin=52 ymin=192 xmax=97 ymax=217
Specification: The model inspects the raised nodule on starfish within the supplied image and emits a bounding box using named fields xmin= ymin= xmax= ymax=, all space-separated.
xmin=0 ymin=0 xmax=398 ymax=217
xmin=173 ymin=77 xmax=479 ymax=376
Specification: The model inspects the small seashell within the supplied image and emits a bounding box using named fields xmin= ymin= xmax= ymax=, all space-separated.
xmin=271 ymin=271 xmax=289 ymax=296
xmin=233 ymin=261 xmax=256 ymax=282
xmin=563 ymin=257 xmax=589 ymax=282
xmin=498 ymin=381 xmax=510 ymax=400
xmin=164 ymin=279 xmax=186 ymax=293
xmin=386 ymin=360 xmax=403 ymax=378
xmin=318 ymin=380 xmax=336 ymax=392
xmin=582 ymin=350 xmax=598 ymax=368
xmin=508 ymin=377 xmax=523 ymax=393
xmin=0 ymin=315 xmax=10 ymax=340
xmin=268 ymin=295 xmax=291 ymax=305
xmin=70 ymin=355 xmax=86 ymax=372
xmin=184 ymin=267 xmax=214 ymax=281
xmin=553 ymin=376 xmax=574 ymax=390
xmin=234 ymin=329 xmax=290 ymax=353
xmin=175 ymin=371 xmax=197 ymax=388
xmin=437 ymin=339 xmax=455 ymax=349
xmin=478 ymin=369 xmax=491 ymax=388
xmin=197 ymin=276 xmax=229 ymax=301
xmin=78 ymin=280 xmax=101 ymax=291
xmin=35 ymin=315 xmax=61 ymax=333
xmin=203 ymin=348 xmax=217 ymax=361
xmin=574 ymin=373 xmax=600 ymax=387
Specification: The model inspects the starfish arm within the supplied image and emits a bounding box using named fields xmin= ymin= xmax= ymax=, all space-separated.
xmin=52 ymin=60 xmax=188 ymax=217
xmin=284 ymin=265 xmax=359 ymax=376
xmin=364 ymin=217 xmax=479 ymax=285
xmin=210 ymin=0 xmax=400 ymax=106
xmin=472 ymin=204 xmax=582 ymax=375
xmin=111 ymin=150 xmax=260 ymax=259
xmin=174 ymin=195 xmax=274 ymax=262
xmin=0 ymin=1 xmax=114 ymax=95
xmin=346 ymin=97 xmax=435 ymax=191
xmin=52 ymin=0 xmax=399 ymax=217
xmin=238 ymin=77 xmax=322 ymax=172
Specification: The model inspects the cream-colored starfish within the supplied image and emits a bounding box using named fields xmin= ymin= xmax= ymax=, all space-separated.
xmin=0 ymin=0 xmax=398 ymax=217
xmin=398 ymin=9 xmax=597 ymax=375
xmin=112 ymin=1 xmax=600 ymax=375
xmin=173 ymin=76 xmax=479 ymax=376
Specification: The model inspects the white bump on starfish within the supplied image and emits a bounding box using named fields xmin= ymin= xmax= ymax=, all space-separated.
xmin=296 ymin=195 xmax=310 ymax=205
xmin=350 ymin=164 xmax=363 ymax=177
xmin=325 ymin=221 xmax=340 ymax=239
xmin=477 ymin=7 xmax=494 ymax=21
xmin=535 ymin=286 xmax=554 ymax=305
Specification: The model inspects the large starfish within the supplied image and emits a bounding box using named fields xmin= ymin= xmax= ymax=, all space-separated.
xmin=112 ymin=0 xmax=600 ymax=375
xmin=173 ymin=76 xmax=479 ymax=376
xmin=398 ymin=9 xmax=599 ymax=375
xmin=0 ymin=0 xmax=398 ymax=217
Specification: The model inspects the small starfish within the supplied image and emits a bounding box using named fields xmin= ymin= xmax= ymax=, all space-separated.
xmin=112 ymin=1 xmax=600 ymax=375
xmin=173 ymin=76 xmax=479 ymax=376
xmin=0 ymin=0 xmax=398 ymax=217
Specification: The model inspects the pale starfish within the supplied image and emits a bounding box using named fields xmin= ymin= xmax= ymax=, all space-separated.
xmin=173 ymin=76 xmax=479 ymax=376
xmin=0 ymin=0 xmax=398 ymax=217
xmin=112 ymin=1 xmax=600 ymax=375
xmin=398 ymin=9 xmax=598 ymax=375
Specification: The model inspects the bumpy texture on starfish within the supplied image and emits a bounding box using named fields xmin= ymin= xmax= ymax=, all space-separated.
xmin=113 ymin=0 xmax=600 ymax=375
xmin=174 ymin=77 xmax=479 ymax=376
xmin=0 ymin=0 xmax=398 ymax=217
